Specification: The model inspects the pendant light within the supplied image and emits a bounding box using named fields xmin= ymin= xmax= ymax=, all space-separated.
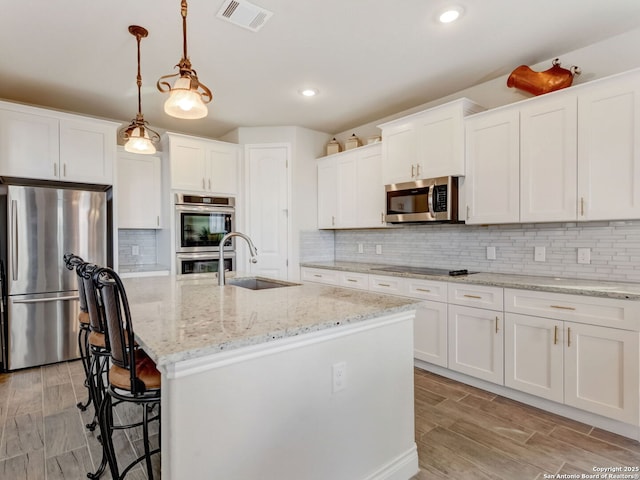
xmin=121 ymin=25 xmax=160 ymax=155
xmin=157 ymin=0 xmax=213 ymax=119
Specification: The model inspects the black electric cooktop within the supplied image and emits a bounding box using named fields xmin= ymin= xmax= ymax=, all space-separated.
xmin=374 ymin=266 xmax=476 ymax=276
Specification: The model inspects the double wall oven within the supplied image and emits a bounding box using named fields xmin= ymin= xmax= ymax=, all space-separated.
xmin=175 ymin=194 xmax=236 ymax=275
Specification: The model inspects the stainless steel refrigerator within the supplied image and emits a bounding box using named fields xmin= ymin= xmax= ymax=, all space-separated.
xmin=0 ymin=184 xmax=107 ymax=370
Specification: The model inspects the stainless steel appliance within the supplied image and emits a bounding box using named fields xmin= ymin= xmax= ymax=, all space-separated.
xmin=176 ymin=252 xmax=235 ymax=275
xmin=175 ymin=194 xmax=235 ymax=253
xmin=0 ymin=184 xmax=107 ymax=370
xmin=175 ymin=194 xmax=236 ymax=275
xmin=385 ymin=176 xmax=459 ymax=223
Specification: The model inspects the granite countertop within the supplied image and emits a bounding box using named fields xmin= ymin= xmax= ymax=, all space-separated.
xmin=121 ymin=272 xmax=419 ymax=367
xmin=300 ymin=261 xmax=640 ymax=300
xmin=118 ymin=264 xmax=170 ymax=278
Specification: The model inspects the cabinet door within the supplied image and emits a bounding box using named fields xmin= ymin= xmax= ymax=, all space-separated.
xmin=336 ymin=154 xmax=358 ymax=227
xmin=317 ymin=158 xmax=337 ymax=228
xmin=465 ymin=109 xmax=520 ymax=224
xmin=416 ymin=108 xmax=465 ymax=178
xmin=59 ymin=119 xmax=115 ymax=185
xmin=117 ymin=153 xmax=162 ymax=229
xmin=564 ymin=322 xmax=639 ymax=424
xmin=381 ymin=121 xmax=415 ymax=185
xmin=170 ymin=139 xmax=207 ymax=192
xmin=0 ymin=109 xmax=59 ymax=180
xmin=356 ymin=145 xmax=385 ymax=227
xmin=504 ymin=313 xmax=564 ymax=402
xmin=520 ymin=95 xmax=577 ymax=222
xmin=414 ymin=300 xmax=448 ymax=367
xmin=448 ymin=305 xmax=504 ymax=384
xmin=206 ymin=142 xmax=238 ymax=195
xmin=578 ymin=72 xmax=640 ymax=221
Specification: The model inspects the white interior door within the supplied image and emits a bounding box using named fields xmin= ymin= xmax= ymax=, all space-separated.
xmin=246 ymin=144 xmax=290 ymax=279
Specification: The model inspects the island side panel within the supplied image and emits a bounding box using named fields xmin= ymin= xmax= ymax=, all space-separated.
xmin=161 ymin=311 xmax=418 ymax=480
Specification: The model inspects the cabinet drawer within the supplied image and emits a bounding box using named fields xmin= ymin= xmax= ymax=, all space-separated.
xmin=338 ymin=271 xmax=369 ymax=291
xmin=300 ymin=267 xmax=339 ymax=285
xmin=448 ymin=283 xmax=503 ymax=311
xmin=406 ymin=278 xmax=447 ymax=302
xmin=369 ymin=275 xmax=404 ymax=295
xmin=505 ymin=288 xmax=640 ymax=331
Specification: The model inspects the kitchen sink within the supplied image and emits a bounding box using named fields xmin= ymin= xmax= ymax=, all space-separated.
xmin=226 ymin=277 xmax=300 ymax=290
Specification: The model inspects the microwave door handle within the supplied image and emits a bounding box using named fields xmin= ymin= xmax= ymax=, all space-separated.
xmin=427 ymin=186 xmax=435 ymax=218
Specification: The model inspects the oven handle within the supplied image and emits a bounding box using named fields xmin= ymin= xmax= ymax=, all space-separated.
xmin=175 ymin=204 xmax=235 ymax=214
xmin=427 ymin=185 xmax=435 ymax=217
xmin=176 ymin=252 xmax=237 ymax=261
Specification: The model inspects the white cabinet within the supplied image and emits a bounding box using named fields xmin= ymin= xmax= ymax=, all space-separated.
xmin=317 ymin=144 xmax=385 ymax=229
xmin=408 ymin=278 xmax=448 ymax=368
xmin=577 ymin=71 xmax=640 ymax=221
xmin=464 ymin=108 xmax=520 ymax=224
xmin=504 ymin=288 xmax=640 ymax=424
xmin=520 ymin=95 xmax=578 ymax=222
xmin=447 ymin=284 xmax=504 ymax=384
xmin=0 ymin=102 xmax=116 ymax=185
xmin=165 ymin=132 xmax=239 ymax=195
xmin=117 ymin=150 xmax=162 ymax=229
xmin=300 ymin=267 xmax=340 ymax=285
xmin=380 ymin=98 xmax=484 ymax=184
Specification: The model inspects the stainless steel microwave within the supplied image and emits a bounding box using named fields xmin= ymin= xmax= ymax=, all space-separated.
xmin=385 ymin=176 xmax=459 ymax=223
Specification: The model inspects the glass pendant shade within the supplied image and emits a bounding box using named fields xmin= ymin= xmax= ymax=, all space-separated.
xmin=163 ymin=76 xmax=208 ymax=119
xmin=124 ymin=126 xmax=156 ymax=154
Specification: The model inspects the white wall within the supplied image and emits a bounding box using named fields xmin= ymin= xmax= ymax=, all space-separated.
xmin=330 ymin=27 xmax=640 ymax=144
xmin=225 ymin=126 xmax=331 ymax=280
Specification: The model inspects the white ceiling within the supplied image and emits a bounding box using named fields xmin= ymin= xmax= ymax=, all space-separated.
xmin=2 ymin=0 xmax=640 ymax=139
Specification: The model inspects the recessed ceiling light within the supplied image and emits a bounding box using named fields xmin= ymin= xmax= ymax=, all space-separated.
xmin=438 ymin=6 xmax=464 ymax=24
xmin=299 ymin=88 xmax=319 ymax=97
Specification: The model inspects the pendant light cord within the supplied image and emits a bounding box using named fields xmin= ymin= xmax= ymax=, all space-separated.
xmin=181 ymin=0 xmax=188 ymax=61
xmin=135 ymin=32 xmax=143 ymax=116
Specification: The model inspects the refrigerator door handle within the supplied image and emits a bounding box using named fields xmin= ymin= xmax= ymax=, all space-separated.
xmin=12 ymin=295 xmax=79 ymax=304
xmin=11 ymin=200 xmax=18 ymax=281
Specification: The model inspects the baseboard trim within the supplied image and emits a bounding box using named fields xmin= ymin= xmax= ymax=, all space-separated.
xmin=363 ymin=444 xmax=419 ymax=480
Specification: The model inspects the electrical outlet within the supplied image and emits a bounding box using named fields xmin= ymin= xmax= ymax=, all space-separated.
xmin=375 ymin=244 xmax=382 ymax=255
xmin=534 ymin=246 xmax=546 ymax=262
xmin=577 ymin=248 xmax=591 ymax=264
xmin=332 ymin=362 xmax=347 ymax=393
xmin=132 ymin=245 xmax=140 ymax=256
xmin=358 ymin=243 xmax=364 ymax=254
xmin=486 ymin=246 xmax=496 ymax=260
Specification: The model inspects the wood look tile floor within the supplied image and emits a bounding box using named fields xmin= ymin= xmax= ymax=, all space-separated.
xmin=1 ymin=362 xmax=639 ymax=479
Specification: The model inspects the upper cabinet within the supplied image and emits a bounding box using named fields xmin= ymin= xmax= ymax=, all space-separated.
xmin=465 ymin=68 xmax=640 ymax=225
xmin=577 ymin=72 xmax=640 ymax=221
xmin=317 ymin=143 xmax=385 ymax=229
xmin=164 ymin=132 xmax=239 ymax=195
xmin=117 ymin=149 xmax=162 ymax=229
xmin=0 ymin=101 xmax=117 ymax=185
xmin=379 ymin=98 xmax=485 ymax=185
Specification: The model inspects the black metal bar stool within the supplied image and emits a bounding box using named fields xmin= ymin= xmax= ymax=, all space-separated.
xmin=63 ymin=253 xmax=92 ymax=412
xmin=95 ymin=267 xmax=161 ymax=480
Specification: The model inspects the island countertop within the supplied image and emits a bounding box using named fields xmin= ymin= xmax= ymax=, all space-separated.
xmin=121 ymin=273 xmax=419 ymax=368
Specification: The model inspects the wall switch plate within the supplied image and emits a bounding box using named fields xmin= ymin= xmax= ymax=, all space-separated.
xmin=332 ymin=362 xmax=347 ymax=393
xmin=375 ymin=245 xmax=382 ymax=255
xmin=577 ymin=248 xmax=591 ymax=264
xmin=534 ymin=246 xmax=546 ymax=262
xmin=132 ymin=245 xmax=140 ymax=256
xmin=486 ymin=246 xmax=496 ymax=260
xmin=358 ymin=243 xmax=364 ymax=254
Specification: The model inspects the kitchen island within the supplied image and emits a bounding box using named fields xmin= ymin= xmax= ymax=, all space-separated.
xmin=122 ymin=273 xmax=420 ymax=480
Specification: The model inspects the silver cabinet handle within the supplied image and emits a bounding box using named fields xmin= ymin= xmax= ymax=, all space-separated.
xmin=157 ymin=215 xmax=160 ymax=226
xmin=416 ymin=164 xmax=421 ymax=177
xmin=463 ymin=294 xmax=482 ymax=299
xmin=411 ymin=164 xmax=415 ymax=178
xmin=347 ymin=279 xmax=357 ymax=283
xmin=378 ymin=283 xmax=391 ymax=287
xmin=567 ymin=327 xmax=571 ymax=347
xmin=415 ymin=288 xmax=431 ymax=293
xmin=63 ymin=163 xmax=66 ymax=177
xmin=202 ymin=178 xmax=206 ymax=189
xmin=381 ymin=212 xmax=384 ymax=224
xmin=332 ymin=216 xmax=335 ymax=226
xmin=466 ymin=205 xmax=470 ymax=220
xmin=495 ymin=316 xmax=499 ymax=333
xmin=208 ymin=179 xmax=211 ymax=190
xmin=580 ymin=197 xmax=585 ymax=217
xmin=554 ymin=325 xmax=558 ymax=345
xmin=54 ymin=163 xmax=57 ymax=177
xmin=313 ymin=274 xmax=322 ymax=278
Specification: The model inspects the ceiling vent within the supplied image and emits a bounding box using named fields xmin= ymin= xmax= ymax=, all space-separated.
xmin=217 ymin=0 xmax=273 ymax=32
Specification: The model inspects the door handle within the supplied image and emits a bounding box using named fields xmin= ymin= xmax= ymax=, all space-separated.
xmin=553 ymin=325 xmax=558 ymax=345
xmin=11 ymin=200 xmax=18 ymax=281
xmin=495 ymin=316 xmax=499 ymax=333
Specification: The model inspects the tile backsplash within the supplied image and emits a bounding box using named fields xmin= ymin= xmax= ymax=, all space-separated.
xmin=302 ymin=221 xmax=640 ymax=283
xmin=118 ymin=229 xmax=158 ymax=266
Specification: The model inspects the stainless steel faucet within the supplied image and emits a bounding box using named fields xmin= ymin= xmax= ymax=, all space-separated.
xmin=218 ymin=232 xmax=258 ymax=286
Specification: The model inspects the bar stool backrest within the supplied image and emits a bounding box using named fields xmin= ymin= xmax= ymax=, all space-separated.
xmin=80 ymin=264 xmax=108 ymax=340
xmin=63 ymin=253 xmax=87 ymax=313
xmin=95 ymin=267 xmax=147 ymax=395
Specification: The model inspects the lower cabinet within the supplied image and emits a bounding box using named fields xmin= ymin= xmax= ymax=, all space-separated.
xmin=504 ymin=288 xmax=640 ymax=425
xmin=414 ymin=301 xmax=447 ymax=367
xmin=448 ymin=304 xmax=504 ymax=384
